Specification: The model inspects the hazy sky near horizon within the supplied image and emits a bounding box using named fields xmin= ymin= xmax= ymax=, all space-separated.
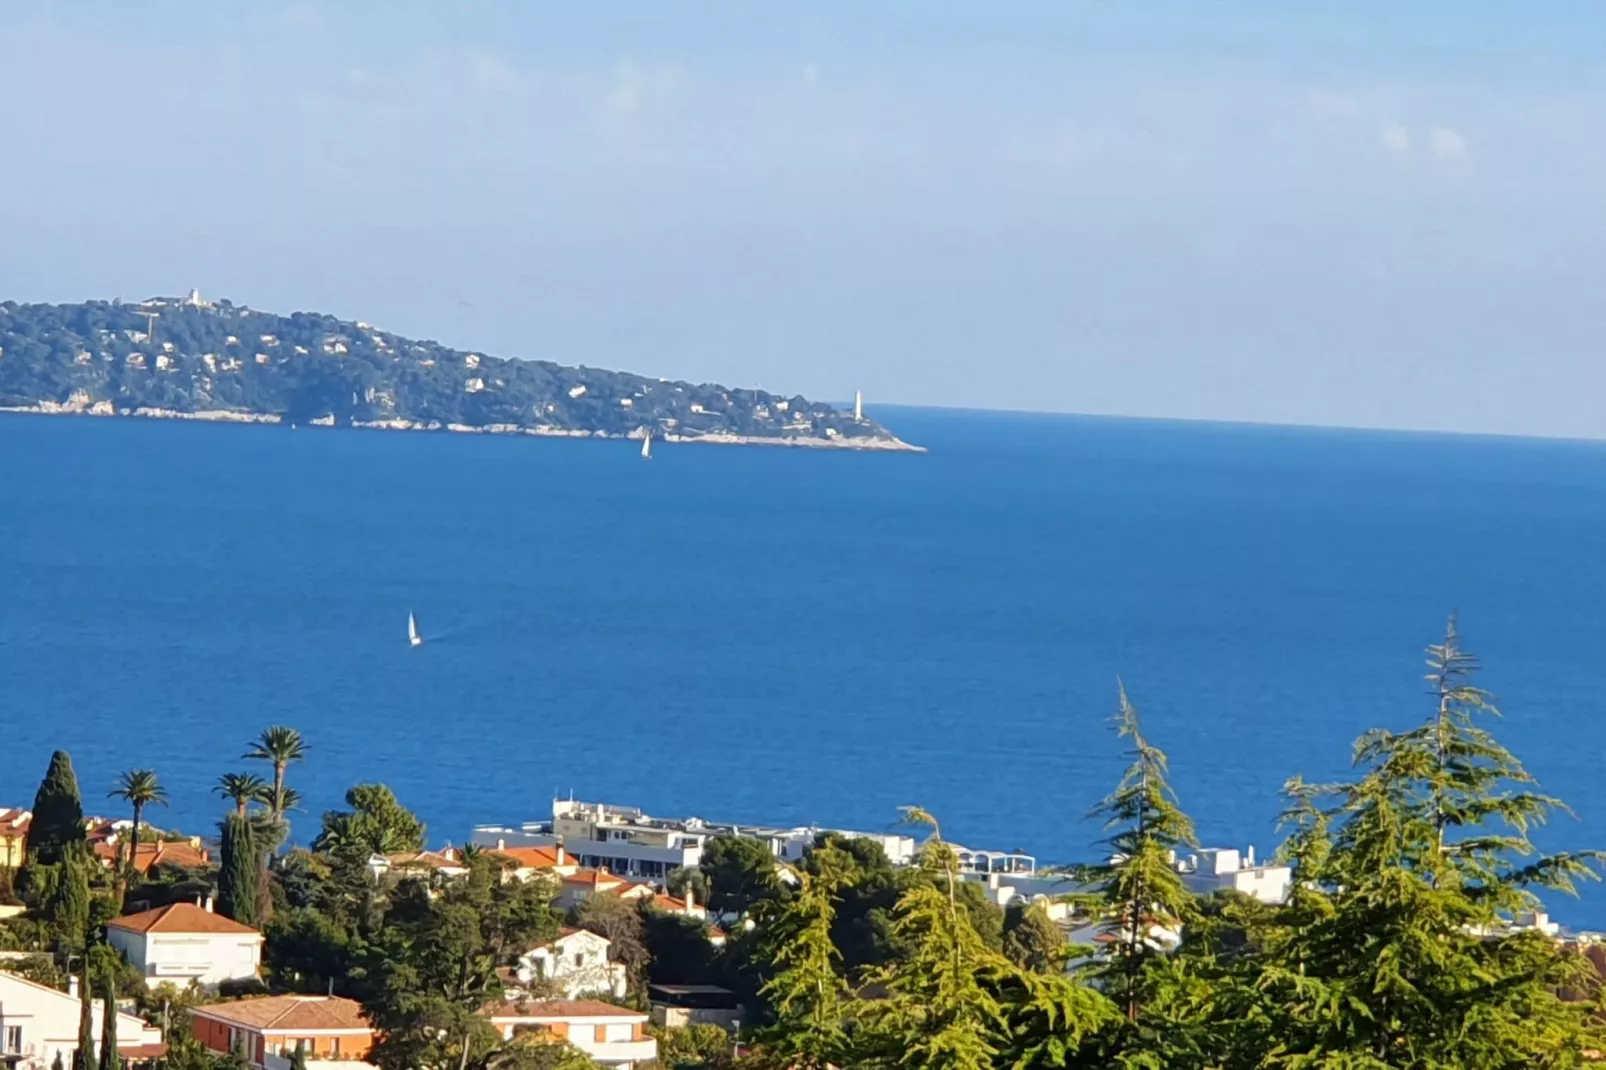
xmin=4 ymin=3 xmax=1604 ymax=437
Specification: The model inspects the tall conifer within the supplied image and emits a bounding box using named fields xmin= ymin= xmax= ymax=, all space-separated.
xmin=73 ymin=965 xmax=95 ymax=1070
xmin=753 ymin=843 xmax=851 ymax=1068
xmin=27 ymin=750 xmax=87 ymax=866
xmin=217 ymin=813 xmax=261 ymax=928
xmin=98 ymin=971 xmax=119 ymax=1070
xmin=1079 ymin=682 xmax=1198 ymax=1023
xmin=1257 ymin=620 xmax=1605 ymax=1066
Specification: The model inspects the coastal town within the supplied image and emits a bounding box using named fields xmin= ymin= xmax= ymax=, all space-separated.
xmin=4 ymin=678 xmax=1604 ymax=1070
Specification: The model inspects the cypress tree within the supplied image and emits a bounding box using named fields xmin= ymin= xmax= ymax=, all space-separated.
xmin=52 ymin=1052 xmax=65 ymax=1070
xmin=52 ymin=849 xmax=91 ymax=959
xmin=73 ymin=966 xmax=94 ymax=1070
xmin=98 ymin=972 xmax=119 ymax=1070
xmin=217 ymin=812 xmax=261 ymax=928
xmin=26 ymin=750 xmax=87 ymax=867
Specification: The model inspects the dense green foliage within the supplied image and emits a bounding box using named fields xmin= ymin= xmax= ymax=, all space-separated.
xmin=313 ymin=784 xmax=427 ymax=856
xmin=0 ymin=296 xmax=902 ymax=444
xmin=27 ymin=750 xmax=87 ymax=866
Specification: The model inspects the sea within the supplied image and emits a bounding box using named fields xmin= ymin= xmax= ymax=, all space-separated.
xmin=5 ymin=408 xmax=1606 ymax=923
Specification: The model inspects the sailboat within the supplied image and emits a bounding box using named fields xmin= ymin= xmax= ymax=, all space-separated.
xmin=408 ymin=612 xmax=423 ymax=648
xmin=641 ymin=431 xmax=653 ymax=460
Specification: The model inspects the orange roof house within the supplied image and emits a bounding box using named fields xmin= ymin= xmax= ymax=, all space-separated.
xmin=191 ymin=996 xmax=374 ymax=1069
xmin=107 ymin=902 xmax=263 ymax=989
xmin=488 ymin=843 xmax=577 ymax=876
xmin=94 ymin=838 xmax=211 ymax=874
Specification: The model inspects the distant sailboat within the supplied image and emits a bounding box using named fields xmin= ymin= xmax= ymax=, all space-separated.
xmin=641 ymin=431 xmax=653 ymax=460
xmin=408 ymin=612 xmax=423 ymax=648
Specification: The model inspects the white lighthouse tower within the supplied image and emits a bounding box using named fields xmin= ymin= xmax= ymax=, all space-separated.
xmin=854 ymin=390 xmax=863 ymax=421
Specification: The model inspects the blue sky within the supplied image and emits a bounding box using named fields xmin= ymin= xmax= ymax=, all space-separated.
xmin=3 ymin=2 xmax=1604 ymax=436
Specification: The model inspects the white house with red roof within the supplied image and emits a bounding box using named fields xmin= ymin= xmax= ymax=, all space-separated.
xmin=0 ymin=970 xmax=165 ymax=1070
xmin=105 ymin=901 xmax=263 ymax=989
xmin=480 ymin=999 xmax=655 ymax=1068
xmin=513 ymin=929 xmax=627 ymax=1000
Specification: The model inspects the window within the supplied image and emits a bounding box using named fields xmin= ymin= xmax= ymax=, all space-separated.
xmin=5 ymin=1026 xmax=22 ymax=1054
xmin=574 ymin=953 xmax=585 ymax=967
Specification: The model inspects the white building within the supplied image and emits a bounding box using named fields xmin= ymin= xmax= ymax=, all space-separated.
xmin=481 ymin=999 xmax=655 ymax=1068
xmin=0 ymin=971 xmax=165 ymax=1070
xmin=105 ymin=902 xmax=263 ymax=990
xmin=514 ymin=929 xmax=627 ymax=1000
xmin=1177 ymin=847 xmax=1291 ymax=905
xmin=548 ymin=801 xmax=708 ymax=881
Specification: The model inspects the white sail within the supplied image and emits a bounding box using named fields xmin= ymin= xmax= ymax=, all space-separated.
xmin=408 ymin=612 xmax=422 ymax=647
xmin=641 ymin=431 xmax=652 ymax=460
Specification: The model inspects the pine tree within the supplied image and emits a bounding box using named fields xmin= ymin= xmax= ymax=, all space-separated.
xmin=855 ymin=808 xmax=1013 ymax=1070
xmin=1254 ymin=620 xmax=1606 ymax=1066
xmin=27 ymin=751 xmax=87 ymax=867
xmin=752 ymin=842 xmax=851 ymax=1068
xmin=1078 ymin=682 xmax=1198 ymax=1024
xmin=98 ymin=972 xmax=119 ymax=1070
xmin=217 ymin=812 xmax=261 ymax=928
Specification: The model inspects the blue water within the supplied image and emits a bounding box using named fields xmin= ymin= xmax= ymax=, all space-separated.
xmin=5 ymin=409 xmax=1606 ymax=922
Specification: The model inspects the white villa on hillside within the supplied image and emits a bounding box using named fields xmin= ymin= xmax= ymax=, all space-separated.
xmin=106 ymin=901 xmax=263 ymax=989
xmin=513 ymin=929 xmax=627 ymax=1000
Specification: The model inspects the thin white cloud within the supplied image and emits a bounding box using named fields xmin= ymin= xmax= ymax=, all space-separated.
xmin=1380 ymin=122 xmax=1411 ymax=155
xmin=1430 ymin=126 xmax=1469 ymax=159
xmin=802 ymin=64 xmax=820 ymax=85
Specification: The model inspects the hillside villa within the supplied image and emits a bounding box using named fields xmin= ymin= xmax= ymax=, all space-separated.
xmin=511 ymin=928 xmax=627 ymax=1000
xmin=191 ymin=996 xmax=374 ymax=1070
xmin=106 ymin=901 xmax=263 ymax=990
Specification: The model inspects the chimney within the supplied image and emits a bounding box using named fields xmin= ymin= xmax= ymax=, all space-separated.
xmin=204 ymin=894 xmax=216 ymax=913
xmin=684 ymin=883 xmax=696 ymax=913
xmin=68 ymin=974 xmax=80 ymax=999
xmin=556 ymin=845 xmax=566 ymax=865
xmin=1245 ymin=845 xmax=1255 ymax=867
xmin=497 ymin=839 xmax=506 ymax=851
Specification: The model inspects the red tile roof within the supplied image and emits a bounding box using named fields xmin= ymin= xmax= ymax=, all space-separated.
xmin=562 ymin=868 xmax=625 ymax=889
xmin=192 ymin=996 xmax=371 ymax=1033
xmin=481 ymin=999 xmax=644 ymax=1021
xmin=385 ymin=850 xmax=465 ymax=871
xmin=108 ymin=903 xmax=260 ymax=937
xmin=0 ymin=808 xmax=30 ymax=835
xmin=94 ymin=839 xmax=211 ymax=874
xmin=489 ymin=845 xmax=567 ymax=869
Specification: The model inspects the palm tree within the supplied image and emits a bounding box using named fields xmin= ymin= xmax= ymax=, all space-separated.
xmin=215 ymin=772 xmax=268 ymax=818
xmin=243 ymin=726 xmax=306 ymax=818
xmin=109 ymin=770 xmax=168 ymax=873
